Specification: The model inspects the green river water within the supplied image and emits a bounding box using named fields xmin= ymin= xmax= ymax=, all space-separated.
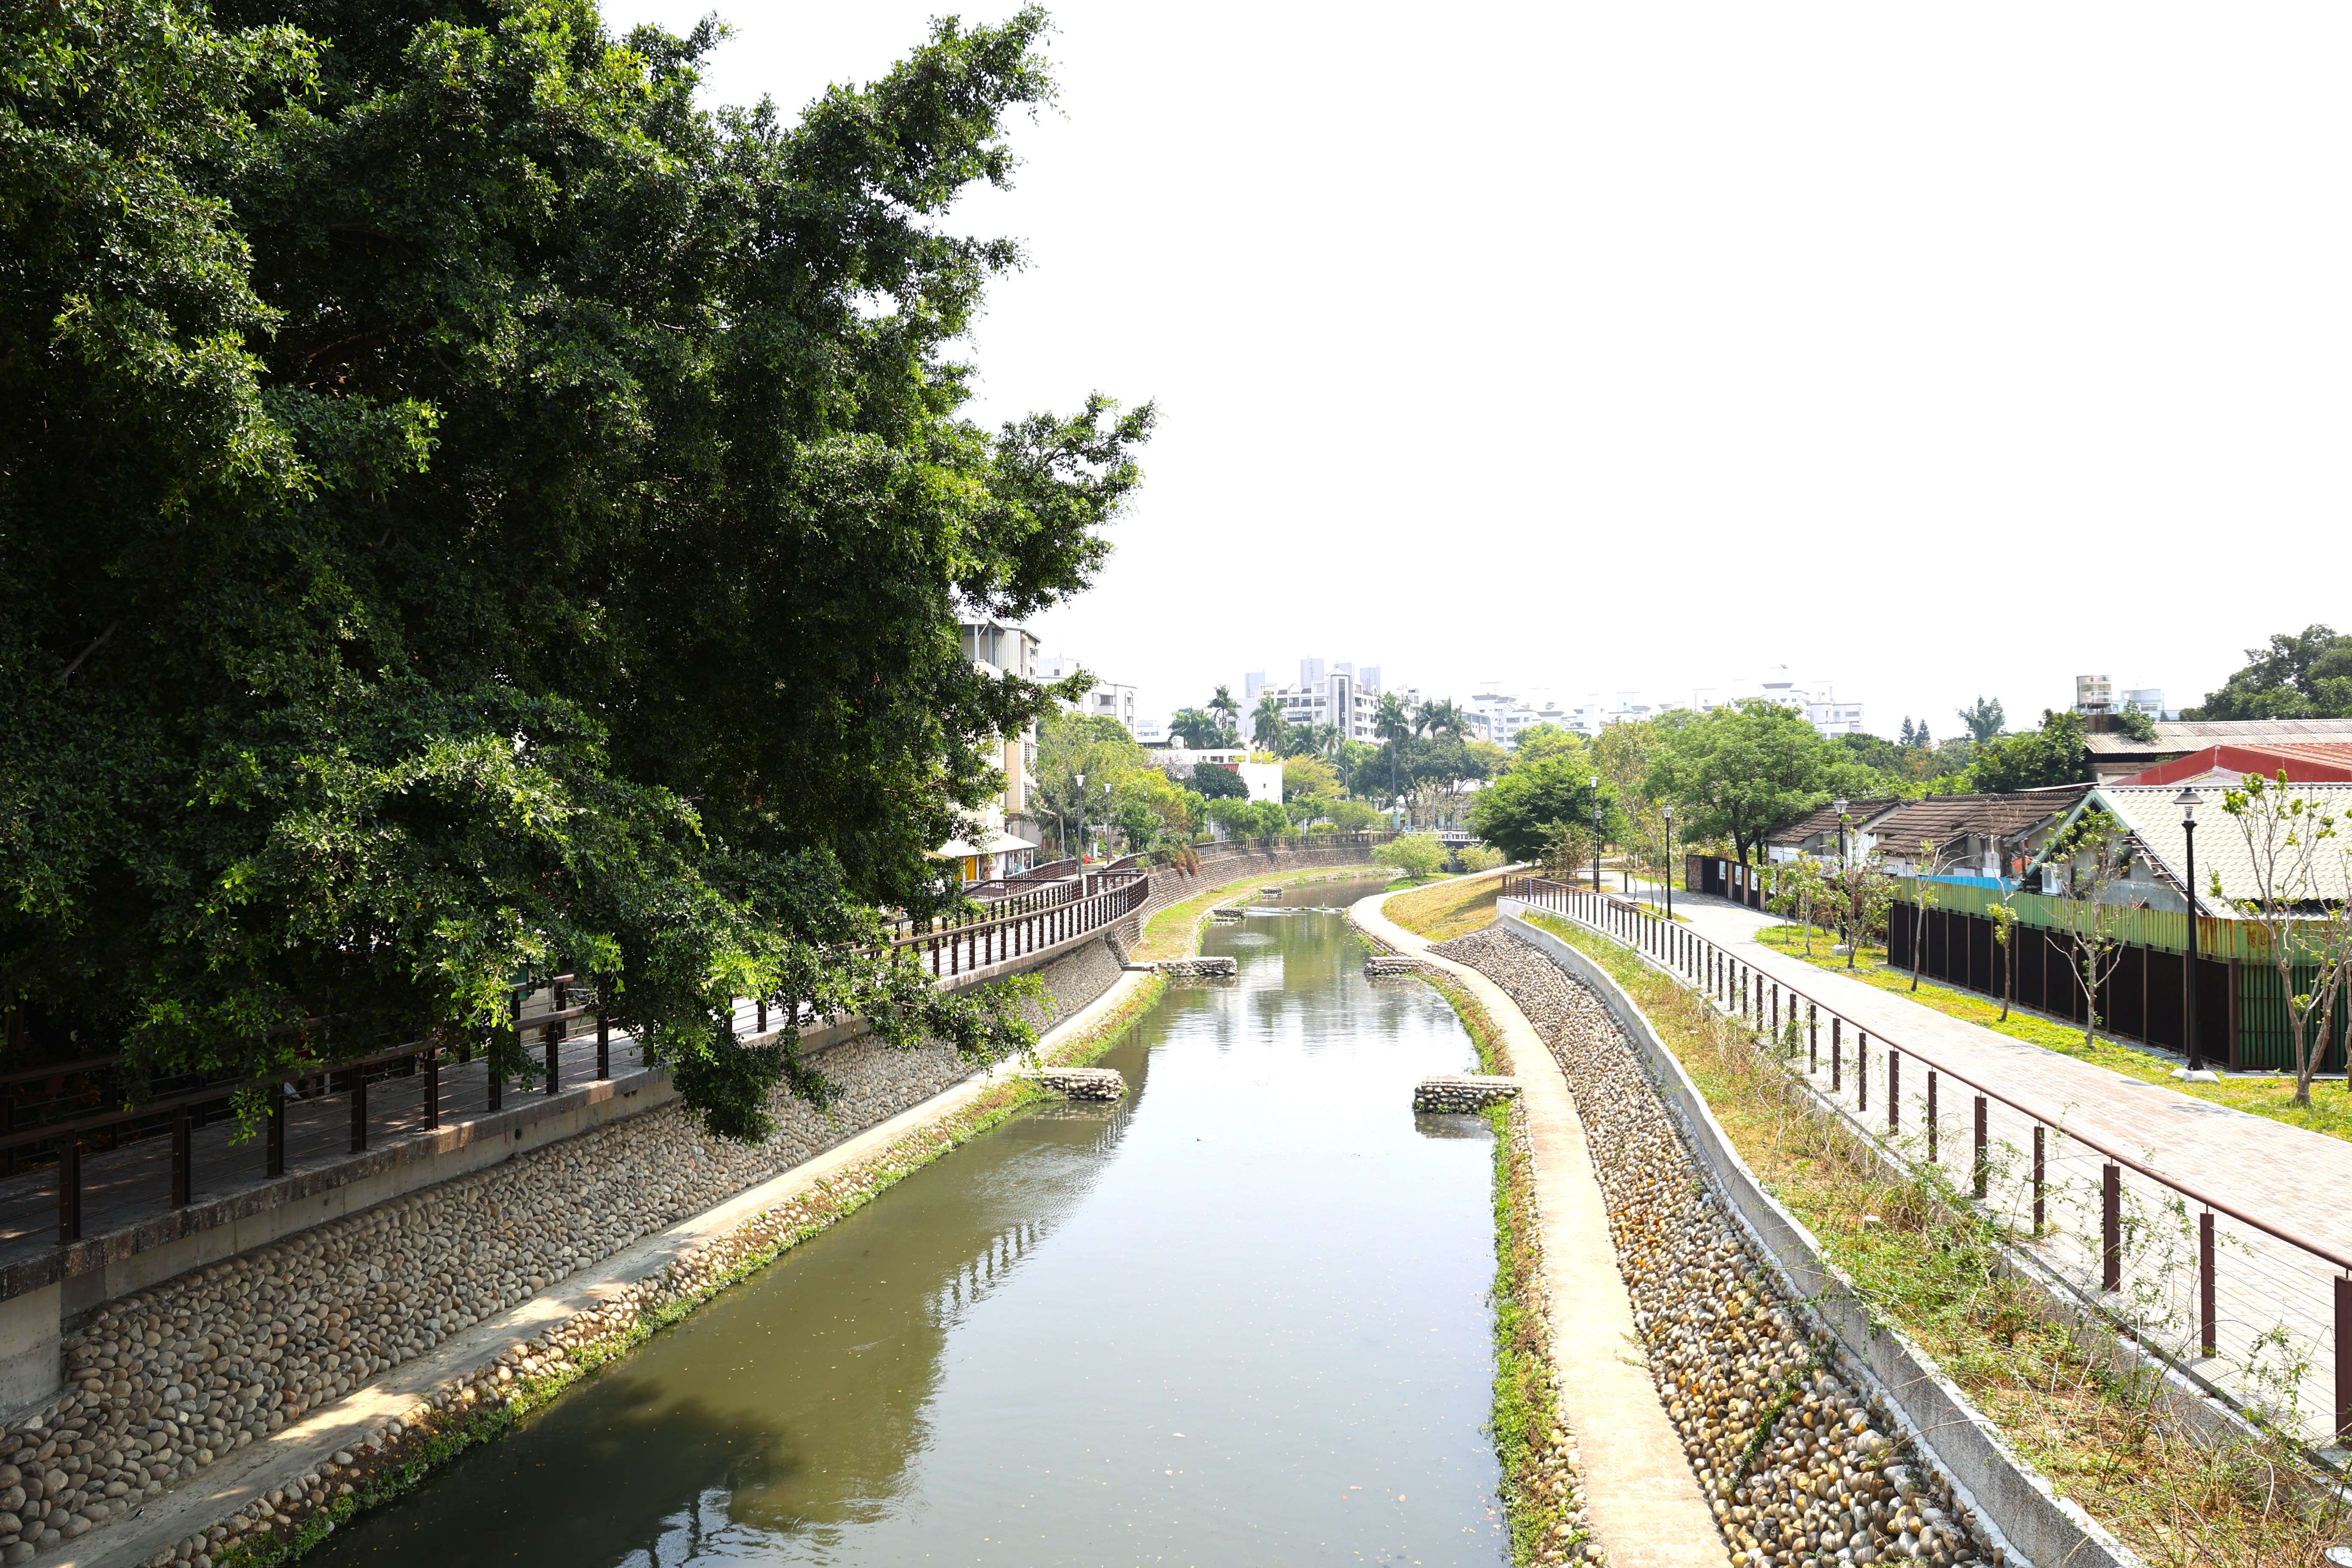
xmin=308 ymin=875 xmax=1506 ymax=1567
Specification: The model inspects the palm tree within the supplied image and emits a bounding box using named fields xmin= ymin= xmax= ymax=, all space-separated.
xmin=1373 ymin=692 xmax=1414 ymax=821
xmin=1168 ymin=707 xmax=1222 ymax=748
xmin=1419 ymin=698 xmax=1468 ymax=741
xmin=1208 ymin=685 xmax=1241 ymax=747
xmin=1314 ymin=723 xmax=1344 ymax=760
xmin=1252 ymin=692 xmax=1289 ymax=755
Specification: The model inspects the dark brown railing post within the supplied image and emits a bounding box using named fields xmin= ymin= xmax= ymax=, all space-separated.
xmin=1858 ymin=1032 xmax=1869 ymax=1113
xmin=545 ymin=977 xmax=566 ymax=1097
xmin=2031 ymin=1126 xmax=2046 ymax=1236
xmin=58 ymin=1137 xmax=80 ymax=1243
xmin=1831 ymin=1018 xmax=1842 ymax=1092
xmin=2102 ymin=1163 xmax=2122 ymax=1292
xmin=267 ymin=1080 xmax=286 ymax=1177
xmin=2337 ymin=1276 xmax=2352 ymax=1441
xmin=1887 ymin=1050 xmax=1900 ymax=1133
xmin=424 ymin=1048 xmax=441 ymax=1129
xmin=172 ymin=1108 xmax=193 ymax=1208
xmin=350 ymin=1068 xmax=368 ymax=1154
xmin=1807 ymin=1003 xmax=1818 ymax=1071
xmin=493 ymin=997 xmax=512 ymax=1113
xmin=1972 ymin=1095 xmax=1988 ymax=1199
xmin=597 ymin=998 xmax=611 ymax=1081
xmin=2199 ymin=1212 xmax=2216 ymax=1358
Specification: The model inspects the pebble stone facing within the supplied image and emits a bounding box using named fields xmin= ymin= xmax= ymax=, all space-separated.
xmin=1411 ymin=1075 xmax=1522 ymax=1113
xmin=1158 ymin=957 xmax=1237 ymax=977
xmin=1435 ymin=926 xmax=1995 ymax=1568
xmin=1026 ymin=1067 xmax=1126 ymax=1102
xmin=1363 ymin=956 xmax=1423 ymax=978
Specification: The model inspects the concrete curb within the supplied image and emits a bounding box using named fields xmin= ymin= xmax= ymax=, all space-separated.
xmin=1499 ymin=903 xmax=2141 ymax=1568
xmin=1350 ymin=891 xmax=1728 ymax=1568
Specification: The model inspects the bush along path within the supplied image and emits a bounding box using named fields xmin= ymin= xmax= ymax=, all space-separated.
xmin=1433 ymin=925 xmax=1995 ymax=1568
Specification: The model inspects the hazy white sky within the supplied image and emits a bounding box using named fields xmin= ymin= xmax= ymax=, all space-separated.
xmin=609 ymin=1 xmax=2351 ymax=738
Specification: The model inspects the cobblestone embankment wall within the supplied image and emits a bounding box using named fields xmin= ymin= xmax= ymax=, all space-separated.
xmin=1434 ymin=924 xmax=1999 ymax=1568
xmin=9 ymin=937 xmax=1128 ymax=1568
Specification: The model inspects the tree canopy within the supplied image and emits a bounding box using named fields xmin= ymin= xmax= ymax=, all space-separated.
xmin=2187 ymin=625 xmax=2352 ymax=720
xmin=1965 ymin=710 xmax=2088 ymax=793
xmin=0 ymin=0 xmax=1151 ymax=1136
xmin=1645 ymin=701 xmax=1829 ymax=864
xmin=1468 ymin=758 xmax=1614 ymax=862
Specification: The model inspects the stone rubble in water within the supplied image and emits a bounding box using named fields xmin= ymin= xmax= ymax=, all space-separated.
xmin=1433 ymin=925 xmax=1994 ymax=1568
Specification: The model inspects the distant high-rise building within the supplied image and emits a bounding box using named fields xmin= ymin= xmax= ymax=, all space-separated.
xmin=1243 ymin=671 xmax=1267 ymax=701
xmin=1260 ymin=657 xmax=1387 ymax=741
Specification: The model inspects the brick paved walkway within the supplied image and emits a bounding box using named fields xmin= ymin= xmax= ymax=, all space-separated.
xmin=1513 ymin=883 xmax=2352 ymax=1446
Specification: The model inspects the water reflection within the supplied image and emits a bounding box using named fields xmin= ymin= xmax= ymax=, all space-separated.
xmin=311 ymin=875 xmax=1504 ymax=1566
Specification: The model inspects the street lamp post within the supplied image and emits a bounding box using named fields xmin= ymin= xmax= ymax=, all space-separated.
xmin=1073 ymin=772 xmax=1086 ymax=868
xmin=1589 ymin=775 xmax=1604 ymax=893
xmin=1663 ymin=805 xmax=1675 ymax=921
xmin=2174 ymin=787 xmax=2217 ymax=1081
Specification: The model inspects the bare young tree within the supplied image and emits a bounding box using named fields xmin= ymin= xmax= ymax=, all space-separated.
xmin=1899 ymin=836 xmax=1963 ymax=992
xmin=2041 ymin=806 xmax=2134 ymax=1051
xmin=2219 ymin=774 xmax=2352 ymax=1106
xmin=1987 ymin=900 xmax=2021 ymax=1021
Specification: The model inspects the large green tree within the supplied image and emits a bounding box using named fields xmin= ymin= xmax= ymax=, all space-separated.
xmin=1966 ymin=710 xmax=2088 ymax=793
xmin=2187 ymin=625 xmax=2352 ymax=719
xmin=0 ymin=0 xmax=1151 ymax=1136
xmin=1468 ymin=759 xmax=1615 ymax=862
xmin=1645 ymin=701 xmax=1831 ymax=865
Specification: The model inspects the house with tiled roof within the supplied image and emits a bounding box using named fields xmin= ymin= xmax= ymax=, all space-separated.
xmin=1764 ymin=798 xmax=1902 ymax=864
xmin=1881 ymin=779 xmax=2352 ymax=1073
xmin=1867 ymin=784 xmax=2091 ymax=885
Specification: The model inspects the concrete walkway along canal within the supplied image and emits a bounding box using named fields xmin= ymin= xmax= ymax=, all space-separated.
xmin=297 ymin=875 xmax=1516 ymax=1567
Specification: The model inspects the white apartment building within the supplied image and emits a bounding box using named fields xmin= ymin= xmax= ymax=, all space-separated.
xmin=2073 ymin=675 xmax=2170 ymax=720
xmin=1038 ymin=652 xmax=1143 ymax=737
xmin=951 ymin=619 xmax=1044 ymax=880
xmin=1754 ymin=667 xmax=1865 ymax=737
xmin=1471 ymin=684 xmax=1574 ymax=747
xmin=1251 ymin=658 xmax=1387 ymax=742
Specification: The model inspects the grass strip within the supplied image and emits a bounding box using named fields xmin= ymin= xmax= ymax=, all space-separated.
xmin=1757 ymin=922 xmax=2352 ymax=1144
xmin=1386 ymin=868 xmax=1510 ymax=942
xmin=1524 ymin=910 xmax=2351 ymax=1568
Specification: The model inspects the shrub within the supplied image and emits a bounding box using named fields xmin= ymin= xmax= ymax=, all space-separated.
xmin=1375 ymin=833 xmax=1449 ymax=879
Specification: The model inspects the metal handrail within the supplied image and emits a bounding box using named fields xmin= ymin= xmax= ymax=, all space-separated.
xmin=1502 ymin=876 xmax=2352 ymax=1269
xmin=1501 ymin=872 xmax=2352 ymax=1437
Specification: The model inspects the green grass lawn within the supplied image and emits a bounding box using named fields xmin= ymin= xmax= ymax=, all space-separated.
xmin=1387 ymin=868 xmax=1509 ymax=942
xmin=1755 ymin=922 xmax=2352 ymax=1145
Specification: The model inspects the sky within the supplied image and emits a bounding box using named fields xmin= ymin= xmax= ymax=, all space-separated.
xmin=606 ymin=1 xmax=2352 ymax=738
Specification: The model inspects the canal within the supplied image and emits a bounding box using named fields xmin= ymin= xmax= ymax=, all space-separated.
xmin=311 ymin=875 xmax=1507 ymax=1566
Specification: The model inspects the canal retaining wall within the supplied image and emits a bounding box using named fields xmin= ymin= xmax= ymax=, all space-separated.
xmin=1467 ymin=910 xmax=2134 ymax=1568
xmin=6 ymin=848 xmax=1384 ymax=1567
xmin=0 ymin=933 xmax=1136 ymax=1568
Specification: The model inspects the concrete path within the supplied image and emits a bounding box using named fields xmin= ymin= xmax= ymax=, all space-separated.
xmin=1533 ymin=881 xmax=2352 ymax=1445
xmin=73 ymin=972 xmax=1159 ymax=1568
xmin=1353 ymin=893 xmax=1726 ymax=1568
xmin=1632 ymin=886 xmax=2352 ymax=1259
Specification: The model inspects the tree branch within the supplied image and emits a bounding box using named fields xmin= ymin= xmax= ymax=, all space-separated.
xmin=57 ymin=620 xmax=118 ymax=683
